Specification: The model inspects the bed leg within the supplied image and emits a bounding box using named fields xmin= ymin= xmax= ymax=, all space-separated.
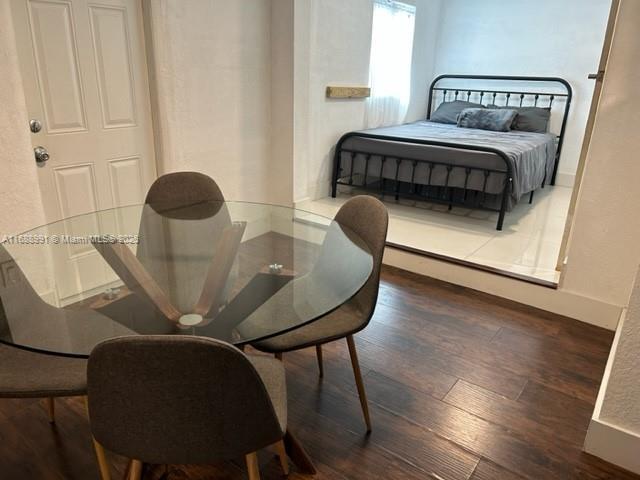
xmin=331 ymin=145 xmax=342 ymax=198
xmin=497 ymin=178 xmax=512 ymax=231
xmin=529 ymin=190 xmax=534 ymax=204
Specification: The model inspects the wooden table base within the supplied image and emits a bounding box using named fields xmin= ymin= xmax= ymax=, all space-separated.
xmin=284 ymin=429 xmax=317 ymax=475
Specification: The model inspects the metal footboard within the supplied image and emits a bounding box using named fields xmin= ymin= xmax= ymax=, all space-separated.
xmin=331 ymin=132 xmax=514 ymax=231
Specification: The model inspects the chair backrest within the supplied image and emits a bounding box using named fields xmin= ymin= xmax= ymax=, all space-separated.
xmin=335 ymin=196 xmax=388 ymax=328
xmin=145 ymin=171 xmax=225 ymax=210
xmin=87 ymin=336 xmax=283 ymax=465
xmin=138 ymin=172 xmax=232 ymax=312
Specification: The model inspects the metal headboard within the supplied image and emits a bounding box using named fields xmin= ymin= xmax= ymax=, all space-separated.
xmin=426 ymin=74 xmax=573 ymax=185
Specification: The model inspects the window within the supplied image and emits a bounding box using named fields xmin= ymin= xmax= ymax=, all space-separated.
xmin=365 ymin=0 xmax=416 ymax=128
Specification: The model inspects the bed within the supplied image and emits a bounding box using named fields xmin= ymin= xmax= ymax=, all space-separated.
xmin=331 ymin=75 xmax=572 ymax=230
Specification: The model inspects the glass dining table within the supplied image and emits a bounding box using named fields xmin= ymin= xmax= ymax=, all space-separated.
xmin=0 ymin=201 xmax=373 ymax=359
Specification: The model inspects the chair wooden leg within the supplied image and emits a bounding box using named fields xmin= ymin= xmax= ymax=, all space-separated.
xmin=346 ymin=335 xmax=372 ymax=433
xmin=275 ymin=352 xmax=283 ymax=361
xmin=91 ymin=437 xmax=112 ymax=480
xmin=123 ymin=459 xmax=132 ymax=480
xmin=245 ymin=452 xmax=261 ymax=480
xmin=84 ymin=396 xmax=112 ymax=480
xmin=274 ymin=439 xmax=289 ymax=475
xmin=315 ymin=344 xmax=324 ymax=378
xmin=45 ymin=397 xmax=55 ymax=423
xmin=128 ymin=459 xmax=143 ymax=480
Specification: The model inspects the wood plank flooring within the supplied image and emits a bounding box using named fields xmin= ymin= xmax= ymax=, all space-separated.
xmin=1 ymin=266 xmax=638 ymax=479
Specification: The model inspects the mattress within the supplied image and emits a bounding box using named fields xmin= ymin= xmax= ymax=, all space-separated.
xmin=338 ymin=121 xmax=557 ymax=209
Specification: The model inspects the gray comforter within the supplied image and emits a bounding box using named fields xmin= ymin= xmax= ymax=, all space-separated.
xmin=339 ymin=121 xmax=557 ymax=209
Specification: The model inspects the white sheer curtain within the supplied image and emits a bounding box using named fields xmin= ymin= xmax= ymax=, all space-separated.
xmin=364 ymin=0 xmax=416 ymax=128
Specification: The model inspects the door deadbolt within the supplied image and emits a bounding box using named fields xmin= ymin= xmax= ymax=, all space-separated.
xmin=29 ymin=119 xmax=42 ymax=133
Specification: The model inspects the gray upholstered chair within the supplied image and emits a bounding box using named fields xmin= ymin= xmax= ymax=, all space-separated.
xmin=87 ymin=336 xmax=289 ymax=480
xmin=0 ymin=244 xmax=88 ymax=423
xmin=137 ymin=171 xmax=234 ymax=315
xmin=253 ymin=195 xmax=388 ymax=432
xmin=0 ymin=345 xmax=87 ymax=422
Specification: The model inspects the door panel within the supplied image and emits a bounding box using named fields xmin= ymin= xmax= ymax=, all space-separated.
xmin=89 ymin=5 xmax=137 ymax=128
xmin=28 ymin=0 xmax=88 ymax=133
xmin=53 ymin=162 xmax=99 ymax=221
xmin=11 ymin=0 xmax=157 ymax=303
xmin=108 ymin=156 xmax=144 ymax=206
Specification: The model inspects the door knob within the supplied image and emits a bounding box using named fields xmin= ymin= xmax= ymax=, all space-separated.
xmin=34 ymin=146 xmax=49 ymax=166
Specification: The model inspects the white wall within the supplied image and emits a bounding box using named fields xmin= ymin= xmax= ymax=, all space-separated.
xmin=0 ymin=2 xmax=46 ymax=237
xmin=584 ymin=301 xmax=640 ymax=474
xmin=584 ymin=42 xmax=640 ymax=450
xmin=295 ymin=0 xmax=373 ymax=202
xmin=405 ymin=0 xmax=443 ymax=122
xmin=433 ymin=0 xmax=611 ymax=185
xmin=601 ymin=266 xmax=640 ymax=431
xmin=560 ymin=0 xmax=640 ymax=315
xmin=295 ymin=0 xmax=442 ymax=202
xmin=585 ymin=256 xmax=640 ymax=473
xmin=145 ymin=0 xmax=276 ymax=203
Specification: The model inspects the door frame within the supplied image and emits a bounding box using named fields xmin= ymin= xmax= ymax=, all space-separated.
xmin=140 ymin=0 xmax=164 ymax=176
xmin=556 ymin=0 xmax=620 ymax=274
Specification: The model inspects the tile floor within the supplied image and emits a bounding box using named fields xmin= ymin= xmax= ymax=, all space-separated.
xmin=296 ymin=185 xmax=573 ymax=284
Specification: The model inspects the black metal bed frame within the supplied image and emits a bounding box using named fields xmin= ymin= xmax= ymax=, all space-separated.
xmin=331 ymin=74 xmax=572 ymax=230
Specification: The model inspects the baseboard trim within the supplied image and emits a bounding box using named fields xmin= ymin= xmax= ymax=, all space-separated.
xmin=585 ymin=418 xmax=640 ymax=475
xmin=554 ymin=172 xmax=576 ymax=188
xmin=387 ymin=241 xmax=558 ymax=289
xmin=383 ymin=246 xmax=621 ymax=330
xmin=308 ymin=180 xmax=332 ymax=200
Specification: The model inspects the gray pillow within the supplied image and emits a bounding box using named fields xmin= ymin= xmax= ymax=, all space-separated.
xmin=457 ymin=107 xmax=517 ymax=132
xmin=488 ymin=105 xmax=551 ymax=133
xmin=430 ymin=100 xmax=484 ymax=124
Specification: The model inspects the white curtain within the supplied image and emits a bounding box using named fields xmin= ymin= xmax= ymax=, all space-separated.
xmin=364 ymin=0 xmax=416 ymax=128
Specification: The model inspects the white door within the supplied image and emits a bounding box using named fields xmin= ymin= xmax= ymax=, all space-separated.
xmin=11 ymin=0 xmax=157 ymax=302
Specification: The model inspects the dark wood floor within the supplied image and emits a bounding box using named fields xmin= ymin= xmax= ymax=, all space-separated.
xmin=1 ymin=266 xmax=637 ymax=480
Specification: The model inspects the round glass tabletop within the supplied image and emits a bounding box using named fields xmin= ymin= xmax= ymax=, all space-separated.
xmin=0 ymin=201 xmax=373 ymax=357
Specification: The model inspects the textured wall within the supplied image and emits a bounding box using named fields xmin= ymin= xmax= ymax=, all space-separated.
xmin=600 ymin=265 xmax=640 ymax=431
xmin=300 ymin=0 xmax=373 ymax=201
xmin=145 ymin=0 xmax=274 ymax=203
xmin=0 ymin=2 xmax=46 ymax=237
xmin=295 ymin=0 xmax=442 ymax=202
